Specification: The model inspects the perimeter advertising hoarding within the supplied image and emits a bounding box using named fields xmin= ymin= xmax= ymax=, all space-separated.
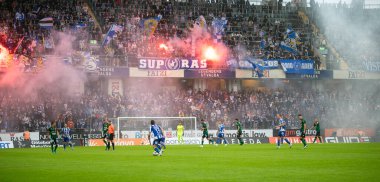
xmin=333 ymin=70 xmax=380 ymax=79
xmin=0 ymin=141 xmax=14 ymax=149
xmin=235 ymin=69 xmax=285 ymax=78
xmin=285 ymin=70 xmax=333 ymax=79
xmin=120 ymin=129 xmax=273 ymax=139
xmin=164 ymin=137 xmax=269 ymax=145
xmin=129 ymin=67 xmax=184 ymax=77
xmin=87 ymin=139 xmax=148 ymax=146
xmin=98 ymin=67 xmax=129 ymax=77
xmin=0 ymin=132 xmax=39 ymax=141
xmin=184 ymin=69 xmax=235 ymax=78
xmin=273 ymin=129 xmax=317 ymax=137
xmin=324 ymin=128 xmax=375 ymax=137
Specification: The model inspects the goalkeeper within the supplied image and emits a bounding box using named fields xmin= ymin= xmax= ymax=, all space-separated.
xmin=177 ymin=122 xmax=185 ymax=144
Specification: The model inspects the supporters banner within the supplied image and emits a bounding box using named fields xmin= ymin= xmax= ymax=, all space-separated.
xmin=0 ymin=132 xmax=39 ymax=141
xmin=108 ymin=79 xmax=123 ymax=96
xmin=362 ymin=61 xmax=380 ymax=72
xmin=0 ymin=141 xmax=14 ymax=149
xmin=87 ymin=139 xmax=148 ymax=146
xmin=285 ymin=70 xmax=333 ymax=79
xmin=273 ymin=129 xmax=317 ymax=137
xmin=98 ymin=67 xmax=129 ymax=77
xmin=238 ymin=59 xmax=279 ymax=70
xmin=324 ymin=128 xmax=375 ymax=137
xmin=279 ymin=59 xmax=314 ymax=74
xmin=184 ymin=69 xmax=235 ymax=78
xmin=130 ymin=67 xmax=184 ymax=77
xmin=236 ymin=69 xmax=285 ymax=78
xmin=269 ymin=137 xmax=320 ymax=144
xmin=324 ymin=137 xmax=373 ymax=143
xmin=138 ymin=58 xmax=207 ymax=70
xmin=333 ymin=70 xmax=380 ymax=79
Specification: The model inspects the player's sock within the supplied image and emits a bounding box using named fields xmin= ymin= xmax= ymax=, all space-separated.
xmin=313 ymin=137 xmax=317 ymax=143
xmin=239 ymin=138 xmax=244 ymax=145
xmin=160 ymin=142 xmax=166 ymax=149
xmin=301 ymin=139 xmax=307 ymax=146
xmin=280 ymin=138 xmax=284 ymax=144
xmin=54 ymin=145 xmax=58 ymax=152
xmin=63 ymin=144 xmax=66 ymax=150
xmin=107 ymin=142 xmax=110 ymax=150
xmin=284 ymin=138 xmax=291 ymax=144
xmin=277 ymin=139 xmax=280 ymax=146
xmin=223 ymin=138 xmax=228 ymax=144
xmin=209 ymin=139 xmax=214 ymax=144
xmin=103 ymin=139 xmax=107 ymax=145
xmin=112 ymin=142 xmax=115 ymax=150
xmin=318 ymin=136 xmax=322 ymax=143
xmin=50 ymin=143 xmax=54 ymax=153
xmin=154 ymin=147 xmax=160 ymax=153
xmin=69 ymin=142 xmax=73 ymax=149
xmin=201 ymin=140 xmax=204 ymax=145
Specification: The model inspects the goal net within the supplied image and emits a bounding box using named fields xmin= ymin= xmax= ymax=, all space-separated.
xmin=116 ymin=117 xmax=198 ymax=145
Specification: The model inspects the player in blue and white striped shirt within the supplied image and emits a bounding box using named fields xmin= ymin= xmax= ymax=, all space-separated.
xmin=61 ymin=124 xmax=73 ymax=150
xmin=276 ymin=114 xmax=292 ymax=149
xmin=148 ymin=120 xmax=165 ymax=156
xmin=216 ymin=121 xmax=228 ymax=146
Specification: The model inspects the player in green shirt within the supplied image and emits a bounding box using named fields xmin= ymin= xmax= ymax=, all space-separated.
xmin=102 ymin=117 xmax=110 ymax=149
xmin=298 ymin=114 xmax=308 ymax=149
xmin=310 ymin=118 xmax=322 ymax=144
xmin=235 ymin=118 xmax=244 ymax=145
xmin=200 ymin=119 xmax=214 ymax=147
xmin=49 ymin=121 xmax=59 ymax=154
xmin=177 ymin=122 xmax=185 ymax=144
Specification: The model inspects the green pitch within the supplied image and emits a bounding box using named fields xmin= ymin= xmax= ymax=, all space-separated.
xmin=0 ymin=143 xmax=379 ymax=182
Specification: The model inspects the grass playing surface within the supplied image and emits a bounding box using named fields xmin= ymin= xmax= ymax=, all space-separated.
xmin=0 ymin=143 xmax=379 ymax=182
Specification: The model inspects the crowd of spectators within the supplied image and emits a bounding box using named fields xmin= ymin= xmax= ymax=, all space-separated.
xmin=0 ymin=0 xmax=322 ymax=69
xmin=1 ymin=85 xmax=378 ymax=132
xmin=0 ymin=0 xmax=96 ymax=64
xmin=310 ymin=0 xmax=380 ymax=70
xmin=88 ymin=0 xmax=315 ymax=62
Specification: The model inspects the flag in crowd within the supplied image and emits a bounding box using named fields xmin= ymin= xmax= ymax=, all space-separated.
xmin=280 ymin=26 xmax=298 ymax=55
xmin=140 ymin=14 xmax=162 ymax=37
xmin=244 ymin=57 xmax=265 ymax=78
xmin=75 ymin=23 xmax=87 ymax=29
xmin=211 ymin=17 xmax=227 ymax=43
xmin=15 ymin=11 xmax=25 ymax=21
xmin=102 ymin=24 xmax=123 ymax=46
xmin=39 ymin=17 xmax=53 ymax=28
xmin=194 ymin=15 xmax=207 ymax=30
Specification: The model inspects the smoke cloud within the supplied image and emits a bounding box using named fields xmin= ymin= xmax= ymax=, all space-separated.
xmin=314 ymin=1 xmax=380 ymax=129
xmin=0 ymin=31 xmax=86 ymax=99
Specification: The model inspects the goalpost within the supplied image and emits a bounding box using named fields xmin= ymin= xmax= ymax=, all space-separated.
xmin=116 ymin=117 xmax=198 ymax=141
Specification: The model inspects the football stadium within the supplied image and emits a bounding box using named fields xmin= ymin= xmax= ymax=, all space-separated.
xmin=0 ymin=0 xmax=379 ymax=181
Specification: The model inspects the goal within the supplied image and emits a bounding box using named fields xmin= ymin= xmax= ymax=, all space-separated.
xmin=115 ymin=117 xmax=198 ymax=142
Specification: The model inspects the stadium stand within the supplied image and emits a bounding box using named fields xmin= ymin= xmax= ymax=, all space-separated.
xmin=0 ymin=0 xmax=379 ymax=134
